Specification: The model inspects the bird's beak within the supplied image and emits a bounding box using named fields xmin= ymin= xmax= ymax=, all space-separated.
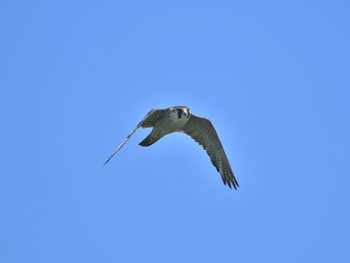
xmin=183 ymin=109 xmax=190 ymax=118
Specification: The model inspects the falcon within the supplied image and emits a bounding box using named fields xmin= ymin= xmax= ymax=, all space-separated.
xmin=104 ymin=106 xmax=239 ymax=189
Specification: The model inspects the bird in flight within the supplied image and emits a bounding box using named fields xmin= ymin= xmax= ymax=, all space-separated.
xmin=104 ymin=106 xmax=239 ymax=189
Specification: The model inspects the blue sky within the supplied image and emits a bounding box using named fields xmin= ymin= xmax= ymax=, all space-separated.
xmin=1 ymin=1 xmax=350 ymax=262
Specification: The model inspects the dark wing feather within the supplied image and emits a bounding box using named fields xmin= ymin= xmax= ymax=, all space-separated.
xmin=182 ymin=114 xmax=239 ymax=189
xmin=103 ymin=108 xmax=167 ymax=165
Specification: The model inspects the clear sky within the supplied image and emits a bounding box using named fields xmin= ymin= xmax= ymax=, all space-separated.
xmin=1 ymin=1 xmax=350 ymax=262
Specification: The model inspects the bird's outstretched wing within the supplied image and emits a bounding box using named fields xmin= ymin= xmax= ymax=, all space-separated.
xmin=182 ymin=115 xmax=239 ymax=189
xmin=103 ymin=108 xmax=167 ymax=165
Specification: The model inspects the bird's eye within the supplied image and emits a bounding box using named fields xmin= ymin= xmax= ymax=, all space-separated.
xmin=177 ymin=109 xmax=182 ymax=118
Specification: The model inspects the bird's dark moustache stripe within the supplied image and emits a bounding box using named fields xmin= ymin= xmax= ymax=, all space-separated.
xmin=177 ymin=109 xmax=182 ymax=119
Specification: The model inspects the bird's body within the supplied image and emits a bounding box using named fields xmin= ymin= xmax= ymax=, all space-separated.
xmin=104 ymin=106 xmax=239 ymax=189
xmin=139 ymin=107 xmax=191 ymax=146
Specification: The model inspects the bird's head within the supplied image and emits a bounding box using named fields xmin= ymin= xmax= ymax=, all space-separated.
xmin=175 ymin=106 xmax=191 ymax=119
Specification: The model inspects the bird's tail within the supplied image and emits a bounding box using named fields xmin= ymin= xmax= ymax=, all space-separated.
xmin=139 ymin=133 xmax=161 ymax=147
